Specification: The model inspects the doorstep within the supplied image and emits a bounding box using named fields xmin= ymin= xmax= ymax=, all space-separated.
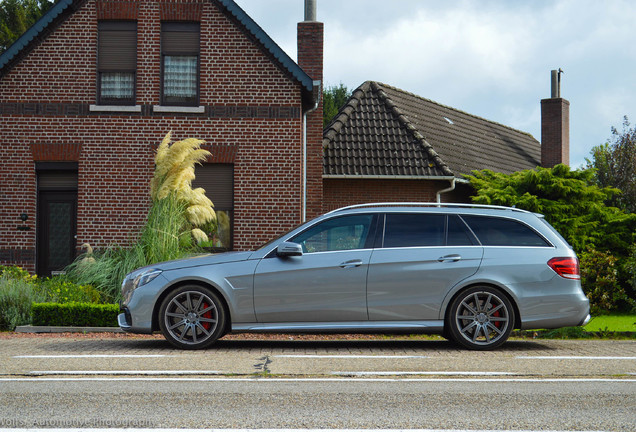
xmin=15 ymin=325 xmax=123 ymax=334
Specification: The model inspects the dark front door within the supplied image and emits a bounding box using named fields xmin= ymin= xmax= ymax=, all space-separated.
xmin=37 ymin=191 xmax=77 ymax=276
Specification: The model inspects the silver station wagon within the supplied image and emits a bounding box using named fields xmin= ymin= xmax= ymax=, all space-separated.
xmin=118 ymin=203 xmax=590 ymax=350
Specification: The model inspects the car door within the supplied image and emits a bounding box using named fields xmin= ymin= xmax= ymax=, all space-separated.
xmin=253 ymin=214 xmax=377 ymax=323
xmin=367 ymin=213 xmax=483 ymax=320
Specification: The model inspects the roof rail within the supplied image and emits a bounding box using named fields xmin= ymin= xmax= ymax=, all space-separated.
xmin=326 ymin=202 xmax=530 ymax=215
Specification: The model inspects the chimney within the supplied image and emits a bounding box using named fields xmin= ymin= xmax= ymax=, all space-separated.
xmin=298 ymin=0 xmax=323 ymax=219
xmin=541 ymin=69 xmax=570 ymax=167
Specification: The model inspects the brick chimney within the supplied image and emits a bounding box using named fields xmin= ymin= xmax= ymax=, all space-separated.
xmin=298 ymin=0 xmax=323 ymax=220
xmin=541 ymin=69 xmax=570 ymax=167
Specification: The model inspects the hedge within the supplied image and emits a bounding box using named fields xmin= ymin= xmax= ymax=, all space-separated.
xmin=32 ymin=302 xmax=119 ymax=327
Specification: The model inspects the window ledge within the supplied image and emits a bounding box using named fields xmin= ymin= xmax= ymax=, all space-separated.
xmin=153 ymin=105 xmax=205 ymax=113
xmin=89 ymin=105 xmax=142 ymax=112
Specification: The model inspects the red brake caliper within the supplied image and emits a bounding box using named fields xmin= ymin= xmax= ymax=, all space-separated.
xmin=492 ymin=308 xmax=501 ymax=329
xmin=201 ymin=303 xmax=212 ymax=330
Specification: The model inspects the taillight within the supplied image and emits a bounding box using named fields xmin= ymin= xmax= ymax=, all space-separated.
xmin=547 ymin=257 xmax=580 ymax=280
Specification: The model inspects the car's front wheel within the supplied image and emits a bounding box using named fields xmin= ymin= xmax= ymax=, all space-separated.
xmin=158 ymin=285 xmax=226 ymax=350
xmin=448 ymin=286 xmax=515 ymax=350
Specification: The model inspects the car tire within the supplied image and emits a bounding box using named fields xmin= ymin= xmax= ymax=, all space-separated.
xmin=158 ymin=285 xmax=226 ymax=350
xmin=447 ymin=286 xmax=515 ymax=350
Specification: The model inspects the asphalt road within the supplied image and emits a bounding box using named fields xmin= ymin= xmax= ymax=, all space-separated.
xmin=0 ymin=335 xmax=634 ymax=430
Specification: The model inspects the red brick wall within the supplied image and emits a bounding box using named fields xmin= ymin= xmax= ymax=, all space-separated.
xmin=0 ymin=0 xmax=309 ymax=273
xmin=322 ymin=178 xmax=472 ymax=212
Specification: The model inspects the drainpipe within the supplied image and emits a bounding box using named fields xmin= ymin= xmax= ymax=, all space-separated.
xmin=436 ymin=177 xmax=456 ymax=203
xmin=302 ymin=79 xmax=321 ymax=222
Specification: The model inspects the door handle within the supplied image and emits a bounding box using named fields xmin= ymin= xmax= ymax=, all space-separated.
xmin=438 ymin=254 xmax=462 ymax=262
xmin=340 ymin=259 xmax=363 ymax=268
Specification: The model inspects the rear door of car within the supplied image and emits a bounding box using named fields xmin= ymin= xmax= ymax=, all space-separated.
xmin=367 ymin=213 xmax=483 ymax=320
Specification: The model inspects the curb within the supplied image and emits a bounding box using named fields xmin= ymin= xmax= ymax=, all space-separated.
xmin=15 ymin=325 xmax=123 ymax=334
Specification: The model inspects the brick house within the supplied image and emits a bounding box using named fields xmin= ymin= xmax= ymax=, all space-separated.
xmin=323 ymin=80 xmax=569 ymax=210
xmin=0 ymin=0 xmax=323 ymax=275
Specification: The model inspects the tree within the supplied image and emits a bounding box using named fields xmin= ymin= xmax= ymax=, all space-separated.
xmin=0 ymin=0 xmax=54 ymax=53
xmin=466 ymin=164 xmax=636 ymax=311
xmin=466 ymin=164 xmax=635 ymax=254
xmin=323 ymin=83 xmax=351 ymax=127
xmin=586 ymin=116 xmax=636 ymax=213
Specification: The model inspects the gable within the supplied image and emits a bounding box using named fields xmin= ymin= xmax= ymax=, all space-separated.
xmin=323 ymin=81 xmax=452 ymax=178
xmin=0 ymin=0 xmax=313 ymax=105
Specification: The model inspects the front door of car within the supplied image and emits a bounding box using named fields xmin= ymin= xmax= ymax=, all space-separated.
xmin=367 ymin=214 xmax=483 ymax=320
xmin=253 ymin=214 xmax=377 ymax=323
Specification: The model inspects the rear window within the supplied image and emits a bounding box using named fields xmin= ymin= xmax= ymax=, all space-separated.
xmin=461 ymin=215 xmax=550 ymax=247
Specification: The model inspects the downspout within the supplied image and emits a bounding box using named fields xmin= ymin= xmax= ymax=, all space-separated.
xmin=436 ymin=177 xmax=456 ymax=203
xmin=302 ymin=79 xmax=321 ymax=222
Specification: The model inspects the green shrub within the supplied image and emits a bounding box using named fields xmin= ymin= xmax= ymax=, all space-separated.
xmin=579 ymin=248 xmax=635 ymax=313
xmin=625 ymin=244 xmax=636 ymax=301
xmin=36 ymin=276 xmax=103 ymax=304
xmin=0 ymin=274 xmax=46 ymax=330
xmin=31 ymin=302 xmax=119 ymax=327
xmin=0 ymin=265 xmax=33 ymax=280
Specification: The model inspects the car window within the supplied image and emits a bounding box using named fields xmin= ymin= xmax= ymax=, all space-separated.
xmin=447 ymin=215 xmax=477 ymax=246
xmin=383 ymin=213 xmax=445 ymax=248
xmin=291 ymin=214 xmax=374 ymax=253
xmin=461 ymin=215 xmax=550 ymax=247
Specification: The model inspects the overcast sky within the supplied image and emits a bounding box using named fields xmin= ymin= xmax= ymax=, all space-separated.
xmin=234 ymin=0 xmax=636 ymax=168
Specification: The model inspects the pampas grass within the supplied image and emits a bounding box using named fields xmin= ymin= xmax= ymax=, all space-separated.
xmin=151 ymin=132 xmax=216 ymax=242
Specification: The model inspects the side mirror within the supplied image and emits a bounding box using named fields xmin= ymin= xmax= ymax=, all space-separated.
xmin=276 ymin=242 xmax=303 ymax=257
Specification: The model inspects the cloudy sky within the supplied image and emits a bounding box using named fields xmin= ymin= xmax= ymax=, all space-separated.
xmin=234 ymin=0 xmax=636 ymax=168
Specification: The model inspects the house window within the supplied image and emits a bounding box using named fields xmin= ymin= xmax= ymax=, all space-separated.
xmin=161 ymin=22 xmax=200 ymax=106
xmin=97 ymin=21 xmax=137 ymax=105
xmin=192 ymin=164 xmax=234 ymax=250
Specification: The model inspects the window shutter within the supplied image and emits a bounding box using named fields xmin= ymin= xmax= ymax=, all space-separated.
xmin=38 ymin=171 xmax=78 ymax=191
xmin=192 ymin=164 xmax=233 ymax=209
xmin=98 ymin=21 xmax=137 ymax=71
xmin=162 ymin=22 xmax=200 ymax=54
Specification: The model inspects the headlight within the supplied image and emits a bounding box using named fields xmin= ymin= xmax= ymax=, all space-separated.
xmin=133 ymin=269 xmax=163 ymax=289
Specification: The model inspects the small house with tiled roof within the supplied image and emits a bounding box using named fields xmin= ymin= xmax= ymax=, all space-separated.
xmin=322 ymin=80 xmax=569 ymax=209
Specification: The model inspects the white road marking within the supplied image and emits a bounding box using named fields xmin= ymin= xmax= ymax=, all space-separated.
xmin=517 ymin=356 xmax=636 ymax=360
xmin=274 ymin=355 xmax=427 ymax=359
xmin=13 ymin=354 xmax=168 ymax=358
xmin=27 ymin=370 xmax=222 ymax=375
xmin=0 ymin=429 xmax=610 ymax=432
xmin=0 ymin=377 xmax=634 ymax=383
xmin=332 ymin=371 xmax=518 ymax=376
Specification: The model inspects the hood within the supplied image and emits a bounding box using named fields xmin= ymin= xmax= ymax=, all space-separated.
xmin=149 ymin=251 xmax=255 ymax=271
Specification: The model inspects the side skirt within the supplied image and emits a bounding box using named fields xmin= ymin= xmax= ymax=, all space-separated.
xmin=230 ymin=320 xmax=444 ymax=334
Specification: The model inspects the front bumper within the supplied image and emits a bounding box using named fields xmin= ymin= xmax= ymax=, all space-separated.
xmin=118 ymin=311 xmax=132 ymax=332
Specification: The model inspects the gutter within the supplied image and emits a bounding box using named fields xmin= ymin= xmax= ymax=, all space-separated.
xmin=436 ymin=177 xmax=456 ymax=203
xmin=323 ymin=174 xmax=456 ymax=181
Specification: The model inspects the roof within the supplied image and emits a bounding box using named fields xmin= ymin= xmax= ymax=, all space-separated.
xmin=0 ymin=0 xmax=314 ymax=98
xmin=323 ymin=81 xmax=541 ymax=178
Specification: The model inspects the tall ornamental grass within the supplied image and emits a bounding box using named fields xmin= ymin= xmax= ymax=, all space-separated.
xmin=67 ymin=132 xmax=217 ymax=301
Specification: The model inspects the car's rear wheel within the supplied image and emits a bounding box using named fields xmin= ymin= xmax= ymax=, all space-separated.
xmin=158 ymin=285 xmax=226 ymax=350
xmin=448 ymin=286 xmax=514 ymax=350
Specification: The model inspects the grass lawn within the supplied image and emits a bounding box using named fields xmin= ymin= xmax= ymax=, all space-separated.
xmin=584 ymin=314 xmax=636 ymax=332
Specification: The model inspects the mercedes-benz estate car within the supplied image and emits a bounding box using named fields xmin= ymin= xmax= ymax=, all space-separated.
xmin=118 ymin=203 xmax=590 ymax=350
